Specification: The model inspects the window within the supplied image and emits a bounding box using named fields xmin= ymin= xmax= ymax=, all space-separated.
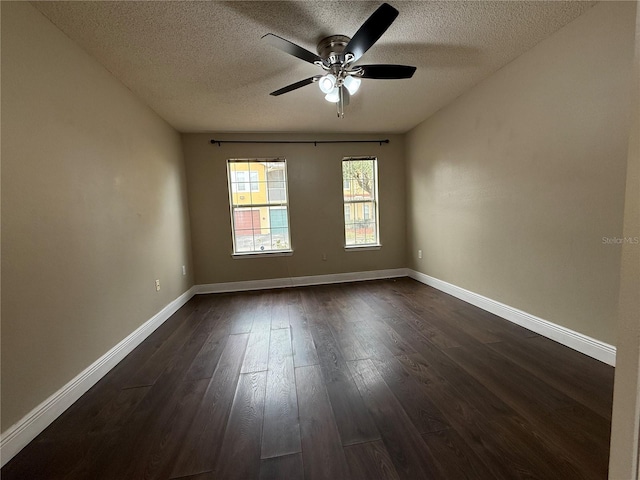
xmin=227 ymin=159 xmax=291 ymax=255
xmin=342 ymin=157 xmax=380 ymax=247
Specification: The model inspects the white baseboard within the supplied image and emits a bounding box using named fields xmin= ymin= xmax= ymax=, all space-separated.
xmin=0 ymin=286 xmax=197 ymax=468
xmin=408 ymin=270 xmax=616 ymax=366
xmin=197 ymin=268 xmax=408 ymax=294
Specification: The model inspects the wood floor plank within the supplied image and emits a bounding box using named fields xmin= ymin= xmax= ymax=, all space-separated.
xmin=261 ymin=328 xmax=301 ymax=458
xmin=214 ymin=371 xmax=268 ymax=479
xmin=528 ymin=334 xmax=615 ymax=384
xmin=488 ymin=338 xmax=614 ymax=419
xmin=310 ymin=321 xmax=381 ymax=446
xmin=358 ymin=280 xmax=410 ymax=318
xmin=366 ymin=316 xmax=418 ymax=357
xmin=479 ymin=413 xmax=588 ymax=479
xmin=122 ymin=305 xmax=209 ymax=388
xmin=288 ymin=297 xmax=319 ymax=367
xmin=259 ymin=453 xmax=304 ymax=480
xmin=103 ymin=297 xmax=199 ymax=382
xmin=270 ymin=290 xmax=291 ymax=330
xmin=538 ymin=404 xmax=611 ymax=477
xmin=96 ymin=310 xmax=233 ymax=479
xmin=185 ymin=299 xmax=234 ymax=381
xmin=394 ymin=352 xmax=447 ymax=387
xmin=344 ymin=440 xmax=400 ymax=480
xmin=324 ymin=282 xmax=369 ymax=323
xmin=170 ymin=333 xmax=249 ymax=478
xmin=390 ymin=326 xmax=516 ymax=420
xmin=371 ymin=356 xmax=449 ymax=434
xmin=349 ymin=320 xmax=395 ymax=360
xmin=64 ymin=431 xmax=122 ymax=479
xmin=170 ymin=472 xmax=214 ymax=480
xmin=241 ymin=323 xmax=271 ymax=373
xmin=323 ymin=314 xmax=370 ymax=361
xmin=390 ymin=350 xmax=550 ymax=480
xmin=445 ymin=343 xmax=575 ymax=414
xmin=383 ymin=279 xmax=500 ymax=345
xmin=121 ymin=378 xmax=210 ymax=479
xmin=186 ymin=324 xmax=230 ymax=381
xmin=47 ymin=386 xmax=151 ymax=478
xmin=383 ymin=308 xmax=462 ymax=350
xmin=0 ymin=432 xmax=97 ymax=480
xmin=295 ymin=365 xmax=351 ymax=480
xmin=446 ymin=415 xmax=565 ymax=479
xmin=309 ymin=286 xmax=366 ymax=338
xmin=421 ymin=375 xmax=505 ymax=431
xmin=42 ymin=383 xmax=151 ymax=440
xmin=348 ymin=358 xmax=440 ymax=479
xmin=454 ymin=302 xmax=539 ymax=341
xmin=251 ymin=290 xmax=274 ymax=331
xmin=227 ymin=293 xmax=258 ymax=334
xmin=403 ymin=351 xmax=595 ymax=478
xmin=421 ymin=428 xmax=495 ymax=479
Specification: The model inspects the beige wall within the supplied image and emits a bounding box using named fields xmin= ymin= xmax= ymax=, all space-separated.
xmin=1 ymin=2 xmax=192 ymax=431
xmin=183 ymin=133 xmax=406 ymax=284
xmin=405 ymin=1 xmax=636 ymax=346
xmin=609 ymin=2 xmax=640 ymax=477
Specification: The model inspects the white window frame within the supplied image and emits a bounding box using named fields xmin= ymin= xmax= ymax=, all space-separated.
xmin=227 ymin=158 xmax=292 ymax=257
xmin=342 ymin=156 xmax=381 ymax=248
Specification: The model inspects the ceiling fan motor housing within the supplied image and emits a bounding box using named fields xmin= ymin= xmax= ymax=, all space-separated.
xmin=317 ymin=35 xmax=351 ymax=65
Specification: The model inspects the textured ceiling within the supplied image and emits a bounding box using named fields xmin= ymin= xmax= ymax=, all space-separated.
xmin=32 ymin=1 xmax=596 ymax=133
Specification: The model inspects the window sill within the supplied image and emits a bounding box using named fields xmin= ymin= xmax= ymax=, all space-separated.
xmin=344 ymin=245 xmax=382 ymax=251
xmin=232 ymin=250 xmax=293 ymax=259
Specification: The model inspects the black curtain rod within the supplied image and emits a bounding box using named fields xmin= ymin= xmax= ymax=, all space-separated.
xmin=210 ymin=139 xmax=389 ymax=146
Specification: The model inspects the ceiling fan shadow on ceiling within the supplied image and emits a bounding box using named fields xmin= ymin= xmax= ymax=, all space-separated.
xmin=263 ymin=2 xmax=416 ymax=118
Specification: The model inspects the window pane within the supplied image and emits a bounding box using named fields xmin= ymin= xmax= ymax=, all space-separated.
xmin=234 ymin=228 xmax=256 ymax=252
xmin=267 ymin=166 xmax=286 ymax=203
xmin=267 ymin=181 xmax=286 ymax=203
xmin=234 ymin=208 xmax=260 ymax=233
xmin=232 ymin=170 xmax=247 ymax=193
xmin=250 ymin=171 xmax=260 ymax=192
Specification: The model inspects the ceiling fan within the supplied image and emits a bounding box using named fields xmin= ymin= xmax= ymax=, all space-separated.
xmin=263 ymin=3 xmax=416 ymax=118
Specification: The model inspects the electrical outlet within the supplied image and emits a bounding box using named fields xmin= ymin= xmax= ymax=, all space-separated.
xmin=322 ymin=253 xmax=327 ymax=261
xmin=155 ymin=279 xmax=160 ymax=291
xmin=418 ymin=249 xmax=423 ymax=259
xmin=182 ymin=265 xmax=186 ymax=276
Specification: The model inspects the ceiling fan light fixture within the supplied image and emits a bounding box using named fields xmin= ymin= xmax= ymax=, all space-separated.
xmin=318 ymin=74 xmax=337 ymax=94
xmin=325 ymin=87 xmax=340 ymax=103
xmin=343 ymin=76 xmax=361 ymax=95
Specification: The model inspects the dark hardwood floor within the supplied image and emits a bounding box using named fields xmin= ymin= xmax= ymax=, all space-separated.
xmin=2 ymin=277 xmax=615 ymax=479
